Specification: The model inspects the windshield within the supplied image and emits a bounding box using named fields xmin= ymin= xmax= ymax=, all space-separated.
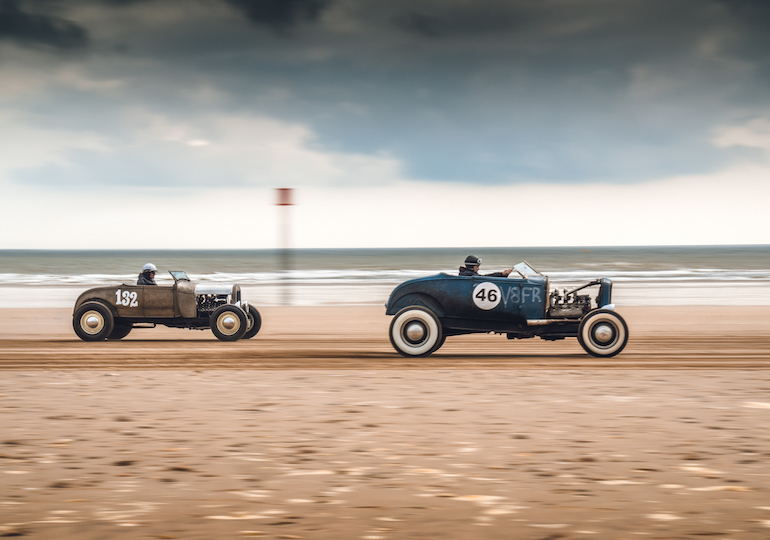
xmin=513 ymin=261 xmax=541 ymax=278
xmin=169 ymin=271 xmax=189 ymax=282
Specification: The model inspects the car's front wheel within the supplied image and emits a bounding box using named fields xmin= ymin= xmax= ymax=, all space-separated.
xmin=211 ymin=305 xmax=248 ymax=341
xmin=389 ymin=306 xmax=443 ymax=357
xmin=73 ymin=302 xmax=114 ymax=342
xmin=242 ymin=305 xmax=262 ymax=339
xmin=578 ymin=309 xmax=629 ymax=357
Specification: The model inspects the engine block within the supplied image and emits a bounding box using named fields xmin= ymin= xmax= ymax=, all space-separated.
xmin=196 ymin=294 xmax=227 ymax=316
xmin=547 ymin=289 xmax=592 ymax=318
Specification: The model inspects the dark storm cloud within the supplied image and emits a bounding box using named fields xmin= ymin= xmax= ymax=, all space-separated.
xmin=224 ymin=0 xmax=330 ymax=31
xmin=388 ymin=2 xmax=555 ymax=39
xmin=718 ymin=0 xmax=770 ymax=17
xmin=0 ymin=0 xmax=88 ymax=49
xmin=6 ymin=0 xmax=770 ymax=188
xmin=392 ymin=12 xmax=446 ymax=39
xmin=714 ymin=0 xmax=770 ymax=63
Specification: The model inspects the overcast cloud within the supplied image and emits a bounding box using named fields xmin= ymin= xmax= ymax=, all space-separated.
xmin=1 ymin=0 xmax=769 ymax=247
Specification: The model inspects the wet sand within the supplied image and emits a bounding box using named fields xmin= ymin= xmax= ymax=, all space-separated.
xmin=1 ymin=306 xmax=770 ymax=538
xmin=2 ymin=306 xmax=770 ymax=369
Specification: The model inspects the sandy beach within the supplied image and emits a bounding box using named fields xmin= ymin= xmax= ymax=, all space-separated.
xmin=1 ymin=306 xmax=770 ymax=538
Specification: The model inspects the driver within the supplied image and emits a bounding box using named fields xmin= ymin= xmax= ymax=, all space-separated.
xmin=137 ymin=263 xmax=158 ymax=285
xmin=458 ymin=255 xmax=512 ymax=277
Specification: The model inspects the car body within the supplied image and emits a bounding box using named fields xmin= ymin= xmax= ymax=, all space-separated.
xmin=73 ymin=271 xmax=261 ymax=342
xmin=385 ymin=262 xmax=628 ymax=357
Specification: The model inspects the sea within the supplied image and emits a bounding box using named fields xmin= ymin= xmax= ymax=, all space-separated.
xmin=0 ymin=246 xmax=768 ymax=308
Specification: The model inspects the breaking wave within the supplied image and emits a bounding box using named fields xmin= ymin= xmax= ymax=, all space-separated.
xmin=0 ymin=267 xmax=769 ymax=288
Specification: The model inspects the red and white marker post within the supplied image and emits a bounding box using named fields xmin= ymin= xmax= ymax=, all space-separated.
xmin=276 ymin=188 xmax=293 ymax=305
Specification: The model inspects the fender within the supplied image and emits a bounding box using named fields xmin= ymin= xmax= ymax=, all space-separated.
xmin=598 ymin=278 xmax=613 ymax=307
xmin=73 ymin=293 xmax=117 ymax=317
xmin=386 ymin=292 xmax=445 ymax=318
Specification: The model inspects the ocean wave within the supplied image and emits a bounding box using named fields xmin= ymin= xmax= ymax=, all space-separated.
xmin=1 ymin=267 xmax=770 ymax=287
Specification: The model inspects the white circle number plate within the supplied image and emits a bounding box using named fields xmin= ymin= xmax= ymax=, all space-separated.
xmin=473 ymin=282 xmax=501 ymax=310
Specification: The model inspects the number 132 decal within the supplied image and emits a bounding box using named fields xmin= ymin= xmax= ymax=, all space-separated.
xmin=115 ymin=289 xmax=139 ymax=307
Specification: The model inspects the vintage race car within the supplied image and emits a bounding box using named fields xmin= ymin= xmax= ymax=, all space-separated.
xmin=73 ymin=271 xmax=261 ymax=342
xmin=385 ymin=262 xmax=628 ymax=357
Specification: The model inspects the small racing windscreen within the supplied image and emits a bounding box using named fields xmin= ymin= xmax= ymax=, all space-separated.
xmin=514 ymin=261 xmax=540 ymax=278
xmin=169 ymin=271 xmax=190 ymax=281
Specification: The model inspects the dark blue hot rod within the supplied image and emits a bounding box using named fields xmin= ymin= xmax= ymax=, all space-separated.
xmin=385 ymin=262 xmax=628 ymax=357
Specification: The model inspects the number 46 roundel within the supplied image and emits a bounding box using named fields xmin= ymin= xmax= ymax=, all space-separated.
xmin=472 ymin=282 xmax=501 ymax=310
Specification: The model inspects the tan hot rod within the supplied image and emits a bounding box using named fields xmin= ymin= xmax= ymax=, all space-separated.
xmin=72 ymin=271 xmax=261 ymax=342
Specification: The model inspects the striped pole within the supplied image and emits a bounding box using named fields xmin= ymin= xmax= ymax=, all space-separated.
xmin=276 ymin=188 xmax=293 ymax=305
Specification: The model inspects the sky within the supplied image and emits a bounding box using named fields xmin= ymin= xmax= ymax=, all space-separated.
xmin=1 ymin=0 xmax=769 ymax=249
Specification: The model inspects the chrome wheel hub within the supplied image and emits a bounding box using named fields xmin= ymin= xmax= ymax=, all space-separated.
xmin=80 ymin=311 xmax=104 ymax=335
xmin=593 ymin=323 xmax=614 ymax=343
xmin=216 ymin=311 xmax=240 ymax=335
xmin=405 ymin=322 xmax=426 ymax=342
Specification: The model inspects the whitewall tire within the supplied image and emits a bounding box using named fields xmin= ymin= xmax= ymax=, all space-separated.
xmin=578 ymin=309 xmax=628 ymax=357
xmin=389 ymin=306 xmax=442 ymax=357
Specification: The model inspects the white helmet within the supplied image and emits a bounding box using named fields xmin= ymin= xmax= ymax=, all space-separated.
xmin=142 ymin=263 xmax=158 ymax=273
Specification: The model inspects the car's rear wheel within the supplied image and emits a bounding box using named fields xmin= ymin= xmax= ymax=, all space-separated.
xmin=578 ymin=309 xmax=628 ymax=357
xmin=242 ymin=305 xmax=262 ymax=339
xmin=73 ymin=302 xmax=114 ymax=342
xmin=107 ymin=323 xmax=132 ymax=340
xmin=389 ymin=306 xmax=442 ymax=357
xmin=211 ymin=305 xmax=248 ymax=341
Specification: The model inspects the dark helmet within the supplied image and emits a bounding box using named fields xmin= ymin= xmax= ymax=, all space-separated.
xmin=464 ymin=255 xmax=482 ymax=268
